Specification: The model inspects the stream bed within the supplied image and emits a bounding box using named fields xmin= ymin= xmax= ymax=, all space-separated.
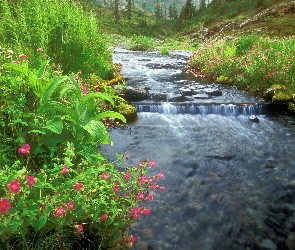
xmin=102 ymin=48 xmax=295 ymax=250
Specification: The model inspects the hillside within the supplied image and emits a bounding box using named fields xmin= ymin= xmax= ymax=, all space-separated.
xmin=177 ymin=0 xmax=295 ymax=43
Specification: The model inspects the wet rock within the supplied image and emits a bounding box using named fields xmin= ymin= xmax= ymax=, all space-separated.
xmin=193 ymin=94 xmax=211 ymax=99
xmin=168 ymin=94 xmax=186 ymax=102
xmin=205 ymin=88 xmax=223 ymax=96
xmin=249 ymin=115 xmax=260 ymax=123
xmin=260 ymin=238 xmax=277 ymax=250
xmin=180 ymin=88 xmax=193 ymax=96
xmin=262 ymin=160 xmax=278 ymax=169
xmin=150 ymin=93 xmax=167 ymax=101
xmin=125 ymin=86 xmax=149 ymax=101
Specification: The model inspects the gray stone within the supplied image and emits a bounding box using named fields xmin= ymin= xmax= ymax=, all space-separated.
xmin=260 ymin=239 xmax=277 ymax=250
xmin=193 ymin=94 xmax=211 ymax=99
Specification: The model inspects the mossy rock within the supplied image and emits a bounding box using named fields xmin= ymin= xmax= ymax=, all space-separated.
xmin=272 ymin=91 xmax=293 ymax=103
xmin=118 ymin=103 xmax=137 ymax=123
xmin=264 ymin=84 xmax=288 ymax=101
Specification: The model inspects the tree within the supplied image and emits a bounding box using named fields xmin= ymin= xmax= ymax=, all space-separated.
xmin=126 ymin=0 xmax=132 ymax=21
xmin=154 ymin=0 xmax=161 ymax=21
xmin=168 ymin=4 xmax=173 ymax=20
xmin=114 ymin=0 xmax=120 ymax=24
xmin=179 ymin=0 xmax=196 ymax=20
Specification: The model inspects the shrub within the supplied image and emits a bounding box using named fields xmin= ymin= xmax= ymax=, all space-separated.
xmin=129 ymin=35 xmax=155 ymax=51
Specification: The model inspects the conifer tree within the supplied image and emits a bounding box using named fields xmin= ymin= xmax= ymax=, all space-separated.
xmin=126 ymin=0 xmax=132 ymax=21
xmin=114 ymin=0 xmax=120 ymax=24
xmin=154 ymin=0 xmax=161 ymax=21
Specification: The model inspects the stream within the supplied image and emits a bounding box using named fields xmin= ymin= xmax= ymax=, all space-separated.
xmin=102 ymin=48 xmax=295 ymax=250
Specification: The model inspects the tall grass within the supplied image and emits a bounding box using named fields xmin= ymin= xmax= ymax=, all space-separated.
xmin=0 ymin=0 xmax=113 ymax=78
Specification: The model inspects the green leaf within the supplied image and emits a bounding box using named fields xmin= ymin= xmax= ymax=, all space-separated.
xmin=28 ymin=129 xmax=47 ymax=135
xmin=41 ymin=76 xmax=71 ymax=105
xmin=38 ymin=101 xmax=78 ymax=121
xmin=36 ymin=60 xmax=50 ymax=78
xmin=38 ymin=216 xmax=47 ymax=230
xmin=95 ymin=111 xmax=126 ymax=123
xmin=79 ymin=92 xmax=114 ymax=110
xmin=44 ymin=116 xmax=63 ymax=134
xmin=2 ymin=63 xmax=28 ymax=76
xmin=81 ymin=120 xmax=108 ymax=142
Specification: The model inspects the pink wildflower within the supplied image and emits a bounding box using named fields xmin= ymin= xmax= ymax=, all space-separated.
xmin=157 ymin=170 xmax=164 ymax=179
xmin=76 ymin=224 xmax=83 ymax=233
xmin=113 ymin=185 xmax=120 ymax=193
xmin=0 ymin=198 xmax=11 ymax=213
xmin=124 ymin=172 xmax=131 ymax=180
xmin=138 ymin=161 xmax=144 ymax=168
xmin=67 ymin=200 xmax=74 ymax=210
xmin=74 ymin=182 xmax=83 ymax=190
xmin=9 ymin=179 xmax=20 ymax=193
xmin=159 ymin=186 xmax=165 ymax=192
xmin=149 ymin=159 xmax=156 ymax=167
xmin=145 ymin=193 xmax=154 ymax=201
xmin=61 ymin=164 xmax=69 ymax=173
xmin=137 ymin=191 xmax=144 ymax=199
xmin=43 ymin=54 xmax=48 ymax=58
xmin=138 ymin=175 xmax=146 ymax=186
xmin=100 ymin=173 xmax=109 ymax=180
xmin=36 ymin=48 xmax=43 ymax=52
xmin=54 ymin=207 xmax=66 ymax=217
xmin=130 ymin=235 xmax=137 ymax=244
xmin=19 ymin=54 xmax=27 ymax=59
xmin=73 ymin=75 xmax=79 ymax=81
xmin=18 ymin=143 xmax=30 ymax=155
xmin=143 ymin=208 xmax=151 ymax=216
xmin=100 ymin=213 xmax=108 ymax=221
xmin=12 ymin=60 xmax=20 ymax=64
xmin=26 ymin=176 xmax=37 ymax=187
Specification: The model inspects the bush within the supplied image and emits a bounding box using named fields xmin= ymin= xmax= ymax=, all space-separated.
xmin=129 ymin=35 xmax=155 ymax=51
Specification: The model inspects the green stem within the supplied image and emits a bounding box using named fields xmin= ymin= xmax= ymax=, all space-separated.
xmin=18 ymin=227 xmax=30 ymax=250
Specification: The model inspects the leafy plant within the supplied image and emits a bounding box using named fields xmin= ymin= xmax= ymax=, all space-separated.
xmin=129 ymin=35 xmax=155 ymax=51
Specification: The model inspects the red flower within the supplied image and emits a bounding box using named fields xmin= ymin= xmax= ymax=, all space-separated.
xmin=124 ymin=172 xmax=131 ymax=180
xmin=54 ymin=207 xmax=66 ymax=217
xmin=100 ymin=173 xmax=109 ymax=180
xmin=9 ymin=179 xmax=20 ymax=193
xmin=74 ymin=182 xmax=83 ymax=190
xmin=61 ymin=164 xmax=69 ymax=173
xmin=100 ymin=213 xmax=108 ymax=221
xmin=149 ymin=159 xmax=156 ymax=167
xmin=76 ymin=224 xmax=83 ymax=233
xmin=26 ymin=176 xmax=37 ymax=187
xmin=0 ymin=198 xmax=11 ymax=213
xmin=18 ymin=143 xmax=30 ymax=155
xmin=67 ymin=200 xmax=74 ymax=210
xmin=130 ymin=235 xmax=137 ymax=244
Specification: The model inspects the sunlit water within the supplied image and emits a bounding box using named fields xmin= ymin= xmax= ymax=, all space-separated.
xmin=102 ymin=48 xmax=295 ymax=250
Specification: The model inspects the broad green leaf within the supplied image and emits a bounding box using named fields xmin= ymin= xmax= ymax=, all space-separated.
xmin=28 ymin=129 xmax=47 ymax=135
xmin=81 ymin=120 xmax=106 ymax=141
xmin=37 ymin=216 xmax=47 ymax=230
xmin=79 ymin=92 xmax=114 ymax=110
xmin=44 ymin=116 xmax=63 ymax=134
xmin=94 ymin=111 xmax=126 ymax=123
xmin=41 ymin=76 xmax=71 ymax=105
xmin=36 ymin=60 xmax=50 ymax=78
xmin=38 ymin=101 xmax=78 ymax=121
xmin=2 ymin=63 xmax=28 ymax=76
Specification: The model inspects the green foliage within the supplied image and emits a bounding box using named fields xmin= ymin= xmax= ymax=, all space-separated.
xmin=129 ymin=35 xmax=155 ymax=51
xmin=0 ymin=49 xmax=164 ymax=248
xmin=188 ymin=36 xmax=295 ymax=104
xmin=0 ymin=0 xmax=113 ymax=78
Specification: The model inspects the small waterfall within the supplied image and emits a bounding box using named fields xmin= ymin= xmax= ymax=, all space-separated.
xmin=134 ymin=103 xmax=266 ymax=116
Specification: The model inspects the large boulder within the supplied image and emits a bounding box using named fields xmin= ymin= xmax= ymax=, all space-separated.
xmin=124 ymin=86 xmax=149 ymax=101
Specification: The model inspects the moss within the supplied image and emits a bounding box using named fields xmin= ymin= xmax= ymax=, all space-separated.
xmin=272 ymin=91 xmax=293 ymax=103
xmin=89 ymin=74 xmax=125 ymax=91
xmin=117 ymin=103 xmax=137 ymax=123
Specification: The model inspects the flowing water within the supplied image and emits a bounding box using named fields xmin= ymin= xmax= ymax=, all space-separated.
xmin=103 ymin=48 xmax=295 ymax=250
